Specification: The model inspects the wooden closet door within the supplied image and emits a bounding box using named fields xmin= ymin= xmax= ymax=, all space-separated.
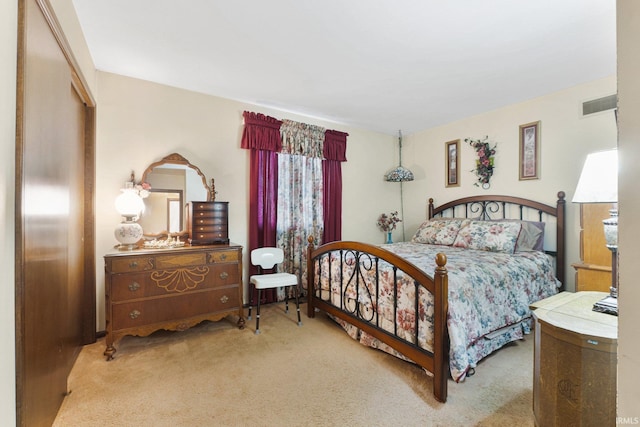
xmin=16 ymin=0 xmax=95 ymax=425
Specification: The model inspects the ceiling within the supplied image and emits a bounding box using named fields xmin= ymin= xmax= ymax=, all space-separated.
xmin=71 ymin=0 xmax=616 ymax=135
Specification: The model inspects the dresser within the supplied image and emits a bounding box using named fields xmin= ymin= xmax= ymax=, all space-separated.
xmin=530 ymin=291 xmax=617 ymax=427
xmin=104 ymin=244 xmax=244 ymax=360
xmin=187 ymin=201 xmax=229 ymax=245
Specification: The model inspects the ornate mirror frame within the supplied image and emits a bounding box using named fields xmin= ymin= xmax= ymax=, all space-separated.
xmin=139 ymin=153 xmax=215 ymax=238
xmin=141 ymin=153 xmax=215 ymax=200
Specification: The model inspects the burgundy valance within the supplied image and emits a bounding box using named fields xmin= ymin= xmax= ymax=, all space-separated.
xmin=241 ymin=111 xmax=283 ymax=151
xmin=324 ymin=130 xmax=348 ymax=161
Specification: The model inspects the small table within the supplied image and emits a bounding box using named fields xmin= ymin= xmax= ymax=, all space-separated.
xmin=530 ymin=291 xmax=617 ymax=427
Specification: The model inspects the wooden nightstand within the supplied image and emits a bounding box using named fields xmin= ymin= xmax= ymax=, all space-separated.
xmin=572 ymin=203 xmax=614 ymax=292
xmin=530 ymin=291 xmax=617 ymax=427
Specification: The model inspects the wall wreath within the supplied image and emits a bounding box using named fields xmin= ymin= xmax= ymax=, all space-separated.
xmin=465 ymin=136 xmax=497 ymax=189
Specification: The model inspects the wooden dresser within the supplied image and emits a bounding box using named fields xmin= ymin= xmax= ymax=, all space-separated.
xmin=531 ymin=291 xmax=617 ymax=427
xmin=187 ymin=201 xmax=229 ymax=245
xmin=572 ymin=203 xmax=614 ymax=292
xmin=104 ymin=244 xmax=244 ymax=359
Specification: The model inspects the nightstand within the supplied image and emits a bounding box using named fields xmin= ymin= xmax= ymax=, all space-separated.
xmin=530 ymin=291 xmax=617 ymax=427
xmin=571 ymin=203 xmax=614 ymax=292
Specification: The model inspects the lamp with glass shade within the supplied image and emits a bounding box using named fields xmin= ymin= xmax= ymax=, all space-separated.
xmin=384 ymin=130 xmax=414 ymax=242
xmin=114 ymin=182 xmax=145 ymax=250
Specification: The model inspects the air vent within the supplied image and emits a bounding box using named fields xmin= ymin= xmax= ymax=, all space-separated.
xmin=582 ymin=94 xmax=617 ymax=116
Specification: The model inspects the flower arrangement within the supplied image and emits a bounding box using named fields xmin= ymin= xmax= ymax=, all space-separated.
xmin=133 ymin=182 xmax=152 ymax=199
xmin=124 ymin=172 xmax=151 ymax=198
xmin=377 ymin=211 xmax=402 ymax=232
xmin=465 ymin=136 xmax=497 ymax=187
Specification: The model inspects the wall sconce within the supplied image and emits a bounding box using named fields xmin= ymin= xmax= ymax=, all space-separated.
xmin=114 ymin=182 xmax=145 ymax=250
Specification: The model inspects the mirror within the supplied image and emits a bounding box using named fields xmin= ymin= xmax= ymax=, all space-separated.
xmin=138 ymin=153 xmax=214 ymax=237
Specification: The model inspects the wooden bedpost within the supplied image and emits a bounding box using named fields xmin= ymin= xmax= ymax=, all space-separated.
xmin=556 ymin=191 xmax=566 ymax=289
xmin=306 ymin=236 xmax=316 ymax=318
xmin=433 ymin=252 xmax=449 ymax=403
xmin=428 ymin=198 xmax=435 ymax=219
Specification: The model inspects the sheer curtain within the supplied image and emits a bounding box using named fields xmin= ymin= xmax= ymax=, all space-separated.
xmin=276 ymin=119 xmax=325 ymax=292
xmin=241 ymin=111 xmax=282 ymax=305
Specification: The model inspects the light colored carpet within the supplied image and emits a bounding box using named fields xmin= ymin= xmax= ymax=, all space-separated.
xmin=53 ymin=304 xmax=535 ymax=427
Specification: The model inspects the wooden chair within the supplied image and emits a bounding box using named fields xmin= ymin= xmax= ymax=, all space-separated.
xmin=248 ymin=247 xmax=302 ymax=334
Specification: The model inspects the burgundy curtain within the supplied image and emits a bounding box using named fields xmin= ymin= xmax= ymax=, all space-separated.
xmin=241 ymin=111 xmax=282 ymax=304
xmin=322 ymin=130 xmax=348 ymax=243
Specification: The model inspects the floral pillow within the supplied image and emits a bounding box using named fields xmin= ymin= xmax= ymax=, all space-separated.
xmin=452 ymin=220 xmax=522 ymax=253
xmin=412 ymin=219 xmax=470 ymax=246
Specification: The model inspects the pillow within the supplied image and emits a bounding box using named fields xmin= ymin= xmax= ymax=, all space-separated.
xmin=452 ymin=220 xmax=522 ymax=253
xmin=492 ymin=219 xmax=545 ymax=251
xmin=411 ymin=219 xmax=470 ymax=246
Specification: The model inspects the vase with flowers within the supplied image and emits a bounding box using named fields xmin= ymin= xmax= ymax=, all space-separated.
xmin=465 ymin=136 xmax=497 ymax=189
xmin=377 ymin=211 xmax=402 ymax=244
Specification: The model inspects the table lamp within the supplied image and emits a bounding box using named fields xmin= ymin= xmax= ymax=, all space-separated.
xmin=572 ymin=149 xmax=618 ymax=315
xmin=114 ymin=182 xmax=145 ymax=249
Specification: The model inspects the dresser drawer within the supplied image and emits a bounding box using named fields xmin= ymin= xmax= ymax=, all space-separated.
xmin=192 ymin=210 xmax=227 ymax=219
xmin=191 ymin=201 xmax=227 ymax=212
xmin=209 ymin=263 xmax=240 ymax=286
xmin=193 ymin=232 xmax=228 ymax=242
xmin=193 ymin=223 xmax=226 ymax=233
xmin=111 ymin=287 xmax=240 ymax=330
xmin=208 ymin=250 xmax=239 ymax=263
xmin=155 ymin=252 xmax=206 ymax=269
xmin=109 ymin=256 xmax=154 ymax=273
xmin=193 ymin=217 xmax=227 ymax=226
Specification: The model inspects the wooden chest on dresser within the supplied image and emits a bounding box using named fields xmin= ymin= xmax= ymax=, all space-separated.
xmin=187 ymin=201 xmax=229 ymax=245
xmin=103 ymin=244 xmax=244 ymax=360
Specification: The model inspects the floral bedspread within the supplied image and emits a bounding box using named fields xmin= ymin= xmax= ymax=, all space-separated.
xmin=318 ymin=242 xmax=561 ymax=381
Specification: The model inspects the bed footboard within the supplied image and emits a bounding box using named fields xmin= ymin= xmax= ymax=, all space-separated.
xmin=306 ymin=238 xmax=449 ymax=403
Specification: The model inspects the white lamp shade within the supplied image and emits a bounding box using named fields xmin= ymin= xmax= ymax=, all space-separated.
xmin=115 ymin=189 xmax=145 ymax=217
xmin=572 ymin=149 xmax=618 ymax=203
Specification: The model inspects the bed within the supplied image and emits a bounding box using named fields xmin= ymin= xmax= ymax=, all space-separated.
xmin=305 ymin=192 xmax=566 ymax=403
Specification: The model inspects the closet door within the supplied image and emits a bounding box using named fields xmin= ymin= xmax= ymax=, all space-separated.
xmin=16 ymin=0 xmax=95 ymax=425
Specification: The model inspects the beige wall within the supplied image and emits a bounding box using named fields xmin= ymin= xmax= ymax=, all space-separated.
xmin=403 ymin=77 xmax=617 ymax=292
xmin=0 ymin=1 xmax=17 ymax=423
xmin=617 ymin=0 xmax=640 ymax=419
xmin=94 ymin=71 xmax=396 ymax=329
xmin=94 ymin=71 xmax=617 ymax=329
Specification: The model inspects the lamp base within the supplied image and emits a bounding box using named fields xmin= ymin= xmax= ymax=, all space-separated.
xmin=592 ymin=295 xmax=618 ymax=316
xmin=115 ymin=221 xmax=143 ymax=250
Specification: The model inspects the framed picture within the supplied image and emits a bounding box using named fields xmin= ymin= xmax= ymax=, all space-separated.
xmin=519 ymin=121 xmax=540 ymax=180
xmin=445 ymin=139 xmax=460 ymax=187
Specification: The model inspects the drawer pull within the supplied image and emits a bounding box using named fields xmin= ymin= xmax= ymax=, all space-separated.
xmin=129 ymin=310 xmax=141 ymax=319
xmin=129 ymin=261 xmax=138 ymax=268
xmin=220 ymin=295 xmax=229 ymax=304
xmin=219 ymin=272 xmax=229 ymax=280
xmin=220 ymin=253 xmax=227 ymax=261
xmin=129 ymin=281 xmax=141 ymax=292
